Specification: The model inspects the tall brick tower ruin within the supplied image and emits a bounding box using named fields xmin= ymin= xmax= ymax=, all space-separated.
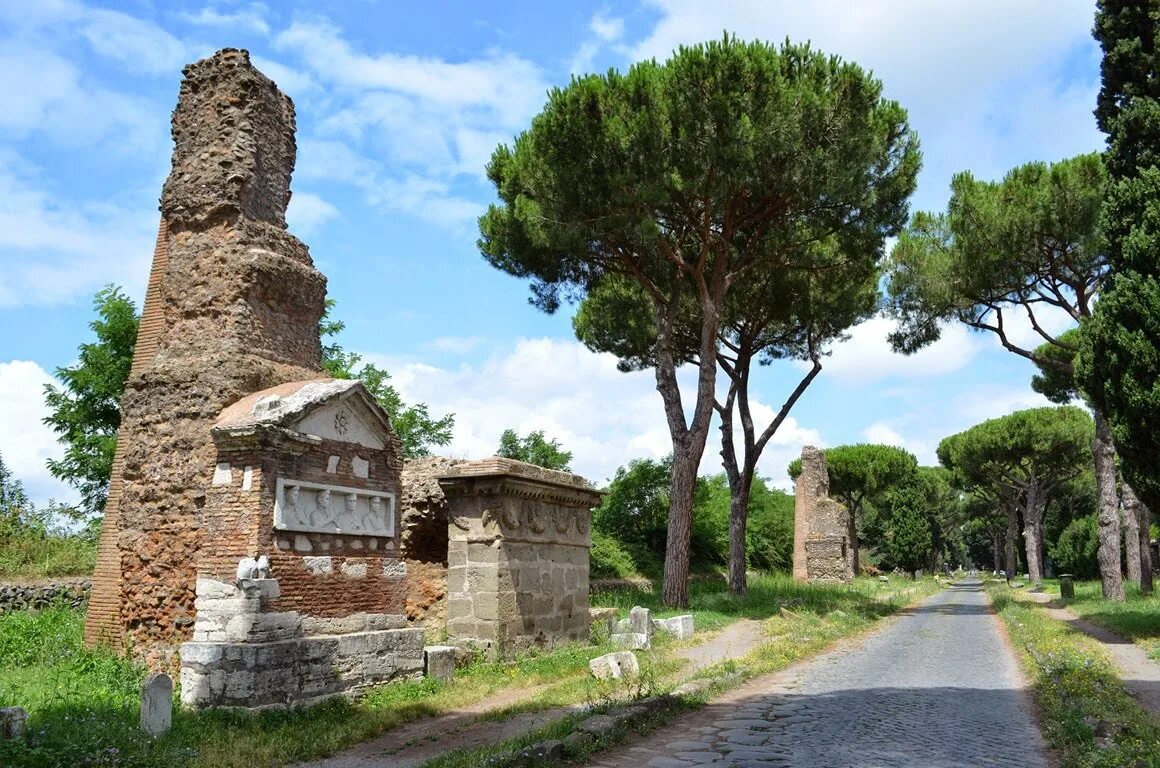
xmin=85 ymin=49 xmax=328 ymax=658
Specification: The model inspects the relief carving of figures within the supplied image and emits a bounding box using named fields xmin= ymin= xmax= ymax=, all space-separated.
xmin=344 ymin=493 xmax=359 ymax=532
xmin=363 ymin=496 xmax=385 ymax=534
xmin=311 ymin=489 xmax=335 ymax=528
xmin=284 ymin=485 xmax=303 ymax=526
xmin=575 ymin=510 xmax=589 ymax=534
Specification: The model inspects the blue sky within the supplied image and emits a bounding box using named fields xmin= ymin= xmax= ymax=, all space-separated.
xmin=0 ymin=0 xmax=1105 ymax=507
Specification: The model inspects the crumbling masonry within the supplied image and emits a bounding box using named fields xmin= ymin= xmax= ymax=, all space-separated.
xmin=792 ymin=446 xmax=853 ymax=583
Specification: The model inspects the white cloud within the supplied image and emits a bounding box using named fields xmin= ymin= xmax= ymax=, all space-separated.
xmin=250 ymin=55 xmax=317 ymax=96
xmin=0 ymin=155 xmax=154 ymax=307
xmin=861 ymin=420 xmax=934 ymax=463
xmin=181 ymin=5 xmax=271 ymax=36
xmin=806 ymin=315 xmax=981 ymax=382
xmin=0 ymin=361 xmax=75 ymax=507
xmin=570 ymin=12 xmax=627 ymax=74
xmin=80 ymin=8 xmax=191 ymax=75
xmin=287 ymin=191 xmax=339 ymax=236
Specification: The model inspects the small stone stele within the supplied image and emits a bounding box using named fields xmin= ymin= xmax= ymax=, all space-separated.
xmin=424 ymin=645 xmax=457 ymax=682
xmin=140 ymin=672 xmax=173 ymax=737
xmin=589 ymin=650 xmax=639 ymax=680
xmin=651 ymin=614 xmax=694 ymax=640
xmin=0 ymin=707 xmax=27 ymax=741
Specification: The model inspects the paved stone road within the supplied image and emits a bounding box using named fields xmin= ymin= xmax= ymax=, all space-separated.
xmin=591 ymin=579 xmax=1049 ymax=768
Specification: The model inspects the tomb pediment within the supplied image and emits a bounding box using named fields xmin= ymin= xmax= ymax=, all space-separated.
xmin=213 ymin=379 xmax=393 ymax=450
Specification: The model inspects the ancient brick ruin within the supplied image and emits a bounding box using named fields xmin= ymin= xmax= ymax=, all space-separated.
xmin=85 ymin=48 xmax=600 ymax=708
xmin=86 ymin=49 xmax=330 ymax=661
xmin=439 ymin=459 xmax=602 ymax=657
xmin=792 ymin=446 xmax=852 ymax=583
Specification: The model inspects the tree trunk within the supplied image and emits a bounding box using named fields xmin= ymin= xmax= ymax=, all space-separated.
xmin=1005 ymin=503 xmax=1018 ymax=583
xmin=1123 ymin=486 xmax=1142 ymax=585
xmin=1123 ymin=481 xmax=1153 ymax=594
xmin=655 ymin=298 xmax=718 ymax=610
xmin=727 ymin=474 xmax=752 ymax=596
xmin=1022 ymin=473 xmax=1044 ymax=585
xmin=848 ymin=503 xmax=860 ymax=577
xmin=992 ymin=530 xmax=1002 ymax=573
xmin=662 ymin=447 xmax=698 ymax=607
xmin=1093 ymin=409 xmax=1126 ymax=601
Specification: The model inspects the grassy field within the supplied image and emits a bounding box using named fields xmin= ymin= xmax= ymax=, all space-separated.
xmin=0 ymin=573 xmax=939 ymax=768
xmin=1042 ymin=579 xmax=1160 ymax=660
xmin=988 ymin=583 xmax=1160 ymax=768
xmin=0 ymin=533 xmax=95 ymax=580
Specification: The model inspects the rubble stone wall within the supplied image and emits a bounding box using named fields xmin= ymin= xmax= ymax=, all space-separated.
xmin=793 ymin=447 xmax=852 ymax=584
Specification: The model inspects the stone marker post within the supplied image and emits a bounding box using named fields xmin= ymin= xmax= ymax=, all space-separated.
xmin=140 ymin=672 xmax=173 ymax=737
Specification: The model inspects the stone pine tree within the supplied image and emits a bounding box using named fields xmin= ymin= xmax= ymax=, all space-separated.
xmin=937 ymin=407 xmax=1092 ymax=585
xmin=479 ymin=36 xmax=919 ymax=606
xmin=1034 ymin=329 xmax=1153 ymax=594
xmin=885 ymin=153 xmax=1129 ymax=600
xmin=496 ymin=429 xmax=573 ymax=471
xmin=42 ymin=285 xmax=139 ymax=516
xmin=788 ymin=444 xmax=918 ymax=575
xmin=1079 ymin=1 xmax=1160 ymax=547
xmin=574 ymin=248 xmax=878 ymax=596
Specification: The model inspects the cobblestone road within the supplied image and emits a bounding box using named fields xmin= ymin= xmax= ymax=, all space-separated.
xmin=590 ymin=579 xmax=1048 ymax=768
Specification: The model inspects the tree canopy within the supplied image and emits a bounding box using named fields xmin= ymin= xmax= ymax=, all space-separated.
xmin=937 ymin=406 xmax=1092 ymax=583
xmin=42 ymin=285 xmax=138 ymax=516
xmin=480 ymin=36 xmax=919 ymax=605
xmin=1079 ymin=0 xmax=1160 ymax=514
xmin=496 ymin=429 xmax=573 ymax=471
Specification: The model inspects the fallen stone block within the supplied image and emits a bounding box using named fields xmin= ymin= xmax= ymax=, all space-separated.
xmin=578 ymin=714 xmax=619 ymax=737
xmin=629 ymin=605 xmax=652 ymax=636
xmin=589 ymin=650 xmax=639 ymax=680
xmin=424 ymin=645 xmax=457 ymax=682
xmin=651 ymin=614 xmax=694 ymax=640
xmin=610 ymin=632 xmax=650 ymax=650
xmin=589 ymin=607 xmax=617 ymax=636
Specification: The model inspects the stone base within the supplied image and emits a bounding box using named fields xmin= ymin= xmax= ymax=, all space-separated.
xmin=180 ymin=626 xmax=424 ymax=709
xmin=805 ymin=536 xmax=851 ymax=583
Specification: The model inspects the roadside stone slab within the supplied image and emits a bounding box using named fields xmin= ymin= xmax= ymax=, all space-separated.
xmin=590 ymin=651 xmax=640 ymax=680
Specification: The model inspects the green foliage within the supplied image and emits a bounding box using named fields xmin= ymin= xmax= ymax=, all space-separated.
xmin=589 ymin=529 xmax=639 ymax=579
xmin=695 ymin=474 xmax=795 ymax=572
xmin=882 ymin=482 xmax=933 ymax=573
xmin=788 ymin=444 xmax=918 ymax=511
xmin=1050 ymin=515 xmax=1101 ymax=579
xmin=937 ymin=407 xmax=1093 ymax=501
xmin=496 ymin=429 xmax=573 ymax=471
xmin=1079 ymin=2 xmax=1160 ymax=512
xmin=886 ymin=153 xmax=1104 ymax=358
xmin=1031 ymin=328 xmax=1083 ymax=404
xmin=0 ymin=454 xmax=94 ymax=578
xmin=592 ymin=457 xmax=673 ymax=575
xmin=42 ymin=285 xmax=139 ymax=516
xmin=320 ymin=301 xmax=454 ymax=458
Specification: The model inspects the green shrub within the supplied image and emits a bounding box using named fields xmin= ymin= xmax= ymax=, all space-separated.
xmin=1049 ymin=514 xmax=1100 ymax=579
xmin=0 ymin=532 xmax=95 ymax=578
xmin=589 ymin=530 xmax=639 ymax=579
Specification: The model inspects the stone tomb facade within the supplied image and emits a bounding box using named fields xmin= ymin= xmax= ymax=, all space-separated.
xmin=179 ymin=379 xmax=423 ymax=708
xmin=438 ymin=459 xmax=603 ymax=658
xmin=792 ymin=446 xmax=853 ymax=583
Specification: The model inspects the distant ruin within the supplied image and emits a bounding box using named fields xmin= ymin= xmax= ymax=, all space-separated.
xmin=792 ymin=446 xmax=852 ymax=583
xmin=86 ymin=49 xmax=599 ymax=707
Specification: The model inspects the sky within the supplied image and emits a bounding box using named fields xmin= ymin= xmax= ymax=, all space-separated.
xmin=0 ymin=0 xmax=1106 ymax=508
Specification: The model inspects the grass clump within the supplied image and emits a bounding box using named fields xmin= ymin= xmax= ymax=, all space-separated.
xmin=0 ymin=532 xmax=95 ymax=579
xmin=988 ymin=583 xmax=1160 ymax=767
xmin=1048 ymin=579 xmax=1160 ymax=660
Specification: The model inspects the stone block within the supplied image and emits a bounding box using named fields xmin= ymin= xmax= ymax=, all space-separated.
xmin=611 ymin=632 xmax=650 ymax=650
xmin=140 ymin=672 xmax=173 ymax=737
xmin=629 ymin=606 xmax=652 ymax=636
xmin=340 ymin=560 xmax=368 ymax=578
xmin=652 ymin=614 xmax=694 ymax=640
xmin=303 ymin=556 xmax=333 ymax=575
xmin=589 ymin=651 xmax=639 ymax=680
xmin=0 ymin=707 xmax=27 ymax=741
xmin=424 ymin=645 xmax=457 ymax=682
xmin=563 ymin=731 xmax=594 ymax=754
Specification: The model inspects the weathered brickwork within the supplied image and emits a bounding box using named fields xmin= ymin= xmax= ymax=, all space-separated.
xmin=438 ymin=458 xmax=602 ymax=658
xmin=85 ymin=49 xmax=327 ymax=657
xmin=792 ymin=446 xmax=852 ymax=584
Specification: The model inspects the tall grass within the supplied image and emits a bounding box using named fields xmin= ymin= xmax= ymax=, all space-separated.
xmin=1051 ymin=580 xmax=1160 ymax=660
xmin=0 ymin=533 xmax=95 ymax=579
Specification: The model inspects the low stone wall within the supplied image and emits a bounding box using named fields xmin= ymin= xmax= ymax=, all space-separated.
xmin=180 ymin=576 xmax=423 ymax=709
xmin=0 ymin=580 xmax=91 ymax=612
